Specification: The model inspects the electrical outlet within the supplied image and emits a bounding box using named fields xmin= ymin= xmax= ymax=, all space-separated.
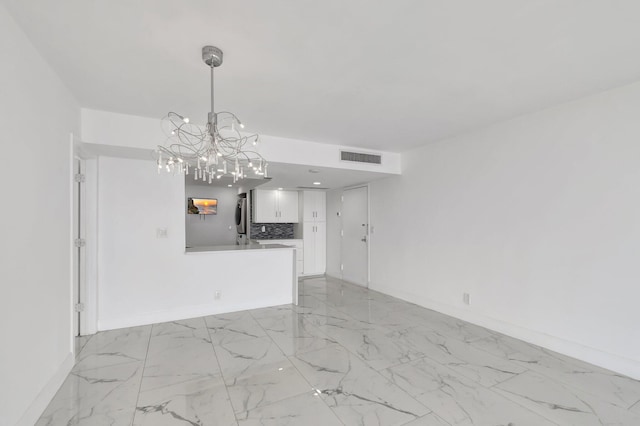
xmin=156 ymin=228 xmax=168 ymax=238
xmin=463 ymin=293 xmax=470 ymax=305
xmin=214 ymin=291 xmax=221 ymax=300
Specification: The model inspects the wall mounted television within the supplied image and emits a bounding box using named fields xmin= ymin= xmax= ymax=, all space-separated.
xmin=187 ymin=198 xmax=218 ymax=215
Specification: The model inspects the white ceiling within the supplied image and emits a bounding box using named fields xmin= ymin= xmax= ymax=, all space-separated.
xmin=6 ymin=1 xmax=640 ymax=152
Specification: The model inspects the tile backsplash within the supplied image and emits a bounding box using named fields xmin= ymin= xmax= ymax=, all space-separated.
xmin=249 ymin=207 xmax=294 ymax=239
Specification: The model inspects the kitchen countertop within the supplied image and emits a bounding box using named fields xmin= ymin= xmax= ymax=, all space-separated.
xmin=185 ymin=243 xmax=295 ymax=254
xmin=253 ymin=239 xmax=303 ymax=243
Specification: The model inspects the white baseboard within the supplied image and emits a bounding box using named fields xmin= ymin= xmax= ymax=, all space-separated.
xmin=370 ymin=283 xmax=640 ymax=380
xmin=17 ymin=352 xmax=74 ymax=426
xmin=97 ymin=297 xmax=292 ymax=331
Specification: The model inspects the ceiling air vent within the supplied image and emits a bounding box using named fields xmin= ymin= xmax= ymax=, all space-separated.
xmin=340 ymin=150 xmax=382 ymax=165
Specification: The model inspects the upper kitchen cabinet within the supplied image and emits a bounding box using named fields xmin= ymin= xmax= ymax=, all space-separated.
xmin=302 ymin=191 xmax=326 ymax=222
xmin=253 ymin=189 xmax=299 ymax=223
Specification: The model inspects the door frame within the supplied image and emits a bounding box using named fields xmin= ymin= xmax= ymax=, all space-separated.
xmin=72 ymin=135 xmax=99 ymax=338
xmin=72 ymin=156 xmax=85 ymax=338
xmin=340 ymin=184 xmax=370 ymax=287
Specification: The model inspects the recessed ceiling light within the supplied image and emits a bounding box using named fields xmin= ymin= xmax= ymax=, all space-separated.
xmin=313 ymin=182 xmax=321 ymax=185
xmin=277 ymin=187 xmax=283 ymax=190
xmin=227 ymin=184 xmax=232 ymax=187
xmin=309 ymin=169 xmax=320 ymax=174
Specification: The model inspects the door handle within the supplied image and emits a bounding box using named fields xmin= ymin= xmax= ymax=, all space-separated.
xmin=361 ymin=236 xmax=367 ymax=243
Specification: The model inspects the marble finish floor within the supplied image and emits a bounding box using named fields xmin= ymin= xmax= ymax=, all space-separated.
xmin=38 ymin=277 xmax=640 ymax=425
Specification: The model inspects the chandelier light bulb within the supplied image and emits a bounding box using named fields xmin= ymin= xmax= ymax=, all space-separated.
xmin=239 ymin=122 xmax=245 ymax=129
xmin=183 ymin=117 xmax=190 ymax=123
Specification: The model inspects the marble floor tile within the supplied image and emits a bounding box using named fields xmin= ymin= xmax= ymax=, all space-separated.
xmin=319 ymin=319 xmax=425 ymax=371
xmin=134 ymin=377 xmax=237 ymax=426
xmin=150 ymin=317 xmax=208 ymax=337
xmin=36 ymin=361 xmax=142 ymax=426
xmin=331 ymin=299 xmax=418 ymax=329
xmin=205 ymin=311 xmax=268 ymax=346
xmin=225 ymin=364 xmax=311 ymax=413
xmin=236 ymin=392 xmax=343 ymax=426
xmin=214 ymin=336 xmax=290 ymax=383
xmin=73 ymin=325 xmax=151 ymax=372
xmin=255 ymin=311 xmax=339 ymax=356
xmin=401 ymin=413 xmax=451 ymax=425
xmin=494 ymin=370 xmax=640 ymax=425
xmin=401 ymin=307 xmax=494 ymax=343
xmin=142 ymin=326 xmax=221 ymax=391
xmin=39 ymin=277 xmax=640 ymax=425
xmin=382 ymin=356 xmax=557 ymax=426
xmin=290 ymin=345 xmax=429 ymax=425
xmin=404 ymin=328 xmax=527 ymax=386
xmin=473 ymin=333 xmax=640 ymax=409
xmin=292 ymin=303 xmax=353 ymax=328
xmin=248 ymin=304 xmax=294 ymax=320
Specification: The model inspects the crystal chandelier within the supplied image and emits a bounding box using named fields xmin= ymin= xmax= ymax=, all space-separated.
xmin=156 ymin=46 xmax=267 ymax=184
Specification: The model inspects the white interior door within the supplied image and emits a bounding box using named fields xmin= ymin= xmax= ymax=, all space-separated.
xmin=341 ymin=186 xmax=368 ymax=286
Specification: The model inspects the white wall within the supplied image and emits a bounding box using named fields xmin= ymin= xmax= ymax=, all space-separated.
xmin=368 ymin=81 xmax=640 ymax=379
xmin=0 ymin=5 xmax=80 ymax=426
xmin=185 ymin=184 xmax=238 ymax=247
xmin=96 ymin=157 xmax=294 ymax=330
xmin=81 ymin=108 xmax=402 ymax=174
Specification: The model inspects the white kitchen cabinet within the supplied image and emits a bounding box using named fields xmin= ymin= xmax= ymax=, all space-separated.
xmin=302 ymin=191 xmax=326 ymax=222
xmin=303 ymin=221 xmax=326 ymax=275
xmin=278 ymin=190 xmax=300 ymax=223
xmin=253 ymin=190 xmax=299 ymax=223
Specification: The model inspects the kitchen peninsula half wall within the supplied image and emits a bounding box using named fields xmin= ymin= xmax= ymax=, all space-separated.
xmin=95 ymin=156 xmax=297 ymax=331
